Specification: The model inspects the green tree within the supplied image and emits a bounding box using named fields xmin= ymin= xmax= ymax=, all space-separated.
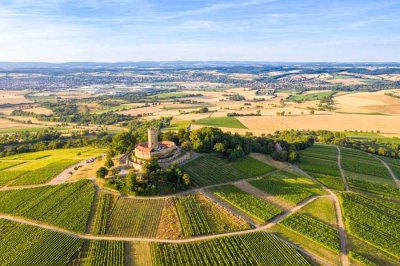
xmin=104 ymin=157 xmax=114 ymax=168
xmin=96 ymin=167 xmax=108 ymax=179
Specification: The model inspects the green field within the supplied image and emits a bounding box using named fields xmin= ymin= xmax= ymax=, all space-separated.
xmin=194 ymin=116 xmax=247 ymax=128
xmin=210 ymin=184 xmax=283 ymax=223
xmin=151 ymin=232 xmax=311 ymax=266
xmin=250 ymin=171 xmax=325 ymax=204
xmin=287 ymin=91 xmax=334 ymax=102
xmin=0 ymin=219 xmax=83 ymax=265
xmin=105 ymin=197 xmax=165 ymax=237
xmin=182 ymin=155 xmax=247 ymax=186
xmin=340 ymin=192 xmax=400 ymax=258
xmin=340 ymin=148 xmax=398 ymax=197
xmin=0 ymin=148 xmax=104 ymax=186
xmin=79 ymin=240 xmax=124 ymax=266
xmin=233 ymin=156 xmax=275 ymax=176
xmin=0 ymin=180 xmax=95 ymax=232
xmin=150 ymin=92 xmax=195 ymax=99
xmin=298 ymin=145 xmax=344 ymax=190
xmin=174 ymin=193 xmax=250 ymax=237
xmin=165 ymin=119 xmax=191 ymax=130
xmin=280 ymin=213 xmax=340 ymax=252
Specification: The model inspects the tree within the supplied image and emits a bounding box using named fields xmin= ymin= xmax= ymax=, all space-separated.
xmin=213 ymin=142 xmax=225 ymax=154
xmin=96 ymin=167 xmax=108 ymax=179
xmin=182 ymin=173 xmax=191 ymax=186
xmin=181 ymin=141 xmax=192 ymax=151
xmin=104 ymin=157 xmax=114 ymax=168
xmin=112 ymin=132 xmax=136 ymax=154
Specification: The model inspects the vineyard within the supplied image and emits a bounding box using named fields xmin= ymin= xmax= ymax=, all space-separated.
xmin=78 ymin=240 xmax=124 ymax=266
xmin=340 ymin=192 xmax=400 ymax=257
xmin=378 ymin=156 xmax=400 ymax=179
xmin=174 ymin=193 xmax=250 ymax=237
xmin=210 ymin=184 xmax=283 ymax=223
xmin=249 ymin=171 xmax=324 ymax=204
xmin=0 ymin=148 xmax=104 ymax=186
xmin=182 ymin=155 xmax=247 ymax=186
xmin=280 ymin=213 xmax=340 ymax=252
xmin=151 ymin=232 xmax=311 ymax=266
xmin=0 ymin=180 xmax=95 ymax=232
xmin=298 ymin=145 xmax=344 ymax=190
xmin=233 ymin=156 xmax=275 ymax=176
xmin=0 ymin=219 xmax=83 ymax=266
xmin=340 ymin=148 xmax=398 ymax=196
xmin=106 ymin=197 xmax=165 ymax=237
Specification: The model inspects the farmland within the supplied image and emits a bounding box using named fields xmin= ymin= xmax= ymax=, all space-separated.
xmin=182 ymin=155 xmax=248 ymax=186
xmin=287 ymin=91 xmax=334 ymax=102
xmin=174 ymin=193 xmax=250 ymax=237
xmin=0 ymin=180 xmax=95 ymax=232
xmin=280 ymin=213 xmax=340 ymax=252
xmin=340 ymin=192 xmax=400 ymax=257
xmin=210 ymin=184 xmax=283 ymax=223
xmin=339 ymin=147 xmax=399 ymax=196
xmin=0 ymin=219 xmax=83 ymax=266
xmin=104 ymin=197 xmax=165 ymax=238
xmin=79 ymin=240 xmax=124 ymax=266
xmin=151 ymin=232 xmax=311 ymax=266
xmin=194 ymin=116 xmax=247 ymax=129
xmin=298 ymin=145 xmax=344 ymax=190
xmin=249 ymin=171 xmax=325 ymax=204
xmin=233 ymin=156 xmax=275 ymax=176
xmin=0 ymin=148 xmax=104 ymax=187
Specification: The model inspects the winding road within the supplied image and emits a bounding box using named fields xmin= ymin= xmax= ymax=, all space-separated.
xmin=375 ymin=156 xmax=400 ymax=189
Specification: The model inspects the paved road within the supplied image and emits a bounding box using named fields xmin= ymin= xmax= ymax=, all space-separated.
xmin=294 ymin=166 xmax=350 ymax=266
xmin=336 ymin=146 xmax=349 ymax=191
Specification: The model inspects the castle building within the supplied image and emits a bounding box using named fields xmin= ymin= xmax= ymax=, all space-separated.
xmin=131 ymin=128 xmax=191 ymax=170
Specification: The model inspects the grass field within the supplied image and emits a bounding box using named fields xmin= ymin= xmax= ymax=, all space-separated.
xmin=299 ymin=197 xmax=337 ymax=226
xmin=0 ymin=180 xmax=95 ymax=232
xmin=194 ymin=116 xmax=247 ymax=128
xmin=174 ymin=193 xmax=250 ymax=237
xmin=0 ymin=148 xmax=104 ymax=186
xmin=182 ymin=155 xmax=246 ymax=186
xmin=249 ymin=171 xmax=325 ymax=204
xmin=211 ymin=184 xmax=283 ymax=223
xmin=287 ymin=91 xmax=334 ymax=102
xmin=151 ymin=232 xmax=311 ymax=266
xmin=0 ymin=219 xmax=83 ymax=266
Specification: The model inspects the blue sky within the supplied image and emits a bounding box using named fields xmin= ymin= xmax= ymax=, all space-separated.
xmin=1 ymin=0 xmax=399 ymax=62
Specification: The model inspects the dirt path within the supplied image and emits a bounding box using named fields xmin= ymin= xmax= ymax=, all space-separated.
xmin=375 ymin=157 xmax=400 ymax=189
xmin=336 ymin=146 xmax=349 ymax=191
xmin=294 ymin=166 xmax=349 ymax=266
xmin=202 ymin=190 xmax=258 ymax=227
xmin=0 ymin=195 xmax=321 ymax=244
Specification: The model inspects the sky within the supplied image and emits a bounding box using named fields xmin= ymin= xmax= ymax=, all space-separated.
xmin=0 ymin=0 xmax=400 ymax=62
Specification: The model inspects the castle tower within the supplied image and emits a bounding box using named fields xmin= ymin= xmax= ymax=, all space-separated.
xmin=148 ymin=128 xmax=158 ymax=150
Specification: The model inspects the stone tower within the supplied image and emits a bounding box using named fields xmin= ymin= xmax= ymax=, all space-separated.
xmin=148 ymin=128 xmax=158 ymax=150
